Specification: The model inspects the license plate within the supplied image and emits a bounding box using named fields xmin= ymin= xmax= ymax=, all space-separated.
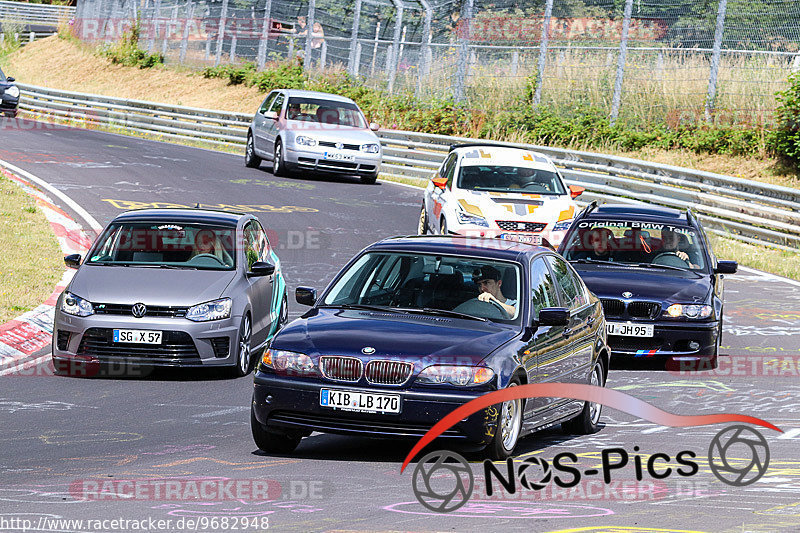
xmin=606 ymin=322 xmax=654 ymax=337
xmin=323 ymin=152 xmax=355 ymax=162
xmin=499 ymin=233 xmax=542 ymax=245
xmin=113 ymin=329 xmax=162 ymax=344
xmin=320 ymin=389 xmax=400 ymax=414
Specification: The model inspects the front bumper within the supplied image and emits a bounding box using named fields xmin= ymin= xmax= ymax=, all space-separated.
xmin=52 ymin=309 xmax=241 ymax=370
xmin=283 ymin=146 xmax=381 ymax=176
xmin=448 ymin=225 xmax=567 ymax=248
xmin=252 ymin=371 xmax=497 ymax=445
xmin=607 ymin=320 xmax=719 ymax=361
xmin=1 ymin=93 xmax=19 ymax=115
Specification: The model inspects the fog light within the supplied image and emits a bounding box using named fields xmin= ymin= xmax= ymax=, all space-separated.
xmin=688 ymin=341 xmax=700 ymax=351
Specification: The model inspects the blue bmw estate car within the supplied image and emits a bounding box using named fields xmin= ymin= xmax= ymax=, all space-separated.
xmin=251 ymin=235 xmax=609 ymax=459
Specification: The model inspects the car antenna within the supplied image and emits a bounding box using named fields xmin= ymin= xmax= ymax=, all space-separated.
xmin=195 ymin=203 xmax=201 ymax=208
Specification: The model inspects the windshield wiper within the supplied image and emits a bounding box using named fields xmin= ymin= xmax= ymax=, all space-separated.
xmin=570 ymin=258 xmax=621 ymax=266
xmin=398 ymin=307 xmax=488 ymax=322
xmin=318 ymin=304 xmax=407 ymax=314
xmin=636 ymin=263 xmax=702 ymax=276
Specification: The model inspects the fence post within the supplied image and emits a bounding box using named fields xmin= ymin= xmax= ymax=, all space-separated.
xmin=257 ymin=0 xmax=273 ymax=70
xmin=230 ymin=26 xmax=237 ymax=63
xmin=704 ymin=0 xmax=728 ymax=123
xmin=303 ymin=0 xmax=315 ymax=72
xmin=533 ymin=0 xmax=554 ymax=106
xmin=205 ymin=31 xmax=211 ymax=60
xmin=511 ymin=50 xmax=519 ymax=76
xmin=179 ymin=0 xmax=194 ymax=65
xmin=792 ymin=54 xmax=800 ymax=73
xmin=355 ymin=41 xmax=362 ymax=76
xmin=387 ymin=0 xmax=404 ymax=93
xmin=214 ymin=0 xmax=228 ymax=67
xmin=417 ymin=0 xmax=432 ymax=95
xmin=162 ymin=5 xmax=177 ymax=57
xmin=453 ymin=0 xmax=474 ymax=102
xmin=348 ymin=0 xmax=362 ymax=76
xmin=370 ymin=21 xmax=380 ymax=77
xmin=147 ymin=0 xmax=160 ymax=52
xmin=609 ymin=0 xmax=634 ymax=125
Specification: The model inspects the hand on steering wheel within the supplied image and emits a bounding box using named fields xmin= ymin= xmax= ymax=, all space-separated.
xmin=478 ymin=293 xmax=510 ymax=317
xmin=652 ymin=251 xmax=689 ymax=266
xmin=189 ymin=253 xmax=225 ymax=265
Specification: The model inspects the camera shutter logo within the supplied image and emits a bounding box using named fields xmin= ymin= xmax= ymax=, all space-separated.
xmin=518 ymin=456 xmax=552 ymax=490
xmin=708 ymin=425 xmax=770 ymax=486
xmin=412 ymin=450 xmax=473 ymax=513
xmin=132 ymin=303 xmax=147 ymax=318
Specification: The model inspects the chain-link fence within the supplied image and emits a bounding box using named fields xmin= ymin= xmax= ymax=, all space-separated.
xmin=73 ymin=0 xmax=800 ymax=126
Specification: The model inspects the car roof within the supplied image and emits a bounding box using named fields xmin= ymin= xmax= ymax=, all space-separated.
xmin=280 ymin=89 xmax=356 ymax=104
xmin=112 ymin=208 xmax=247 ymax=226
xmin=584 ymin=203 xmax=689 ymax=224
xmin=365 ymin=235 xmax=550 ymax=262
xmin=451 ymin=144 xmax=556 ymax=169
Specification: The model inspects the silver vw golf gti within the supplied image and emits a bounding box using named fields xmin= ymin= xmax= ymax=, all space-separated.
xmin=52 ymin=209 xmax=288 ymax=377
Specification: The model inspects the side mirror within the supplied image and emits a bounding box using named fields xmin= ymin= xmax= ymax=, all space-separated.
xmin=714 ymin=260 xmax=738 ymax=274
xmin=264 ymin=110 xmax=278 ymax=120
xmin=536 ymin=307 xmax=570 ymax=327
xmin=7 ymin=77 xmax=15 ymax=83
xmin=296 ymin=286 xmax=317 ymax=306
xmin=249 ymin=261 xmax=275 ymax=276
xmin=431 ymin=176 xmax=448 ymax=190
xmin=64 ymin=254 xmax=82 ymax=269
xmin=568 ymin=185 xmax=585 ymax=199
xmin=369 ymin=122 xmax=380 ymax=132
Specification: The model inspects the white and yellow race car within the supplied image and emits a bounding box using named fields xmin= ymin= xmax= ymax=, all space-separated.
xmin=418 ymin=144 xmax=584 ymax=248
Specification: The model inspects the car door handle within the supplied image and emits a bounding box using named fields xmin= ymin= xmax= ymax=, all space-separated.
xmin=562 ymin=328 xmax=572 ymax=338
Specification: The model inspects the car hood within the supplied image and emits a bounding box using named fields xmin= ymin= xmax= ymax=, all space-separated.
xmin=285 ymin=122 xmax=379 ymax=144
xmin=573 ymin=264 xmax=712 ymax=303
xmin=68 ymin=265 xmax=237 ymax=306
xmin=454 ymin=189 xmax=577 ymax=227
xmin=273 ymin=308 xmax=519 ymax=364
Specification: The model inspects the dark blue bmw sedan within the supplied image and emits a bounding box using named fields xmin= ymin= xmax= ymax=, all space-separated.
xmin=558 ymin=203 xmax=737 ymax=370
xmin=251 ymin=235 xmax=608 ymax=459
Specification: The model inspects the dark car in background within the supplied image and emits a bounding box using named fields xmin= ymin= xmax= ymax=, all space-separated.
xmin=251 ymin=235 xmax=609 ymax=459
xmin=53 ymin=209 xmax=288 ymax=377
xmin=558 ymin=203 xmax=737 ymax=369
xmin=0 ymin=67 xmax=20 ymax=117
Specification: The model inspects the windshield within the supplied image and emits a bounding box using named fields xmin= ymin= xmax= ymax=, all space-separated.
xmin=87 ymin=222 xmax=237 ymax=270
xmin=562 ymin=220 xmax=707 ymax=271
xmin=457 ymin=165 xmax=566 ymax=195
xmin=322 ymin=252 xmax=522 ymax=324
xmin=286 ymin=97 xmax=367 ymax=128
xmin=0 ymin=68 xmax=5 ymax=82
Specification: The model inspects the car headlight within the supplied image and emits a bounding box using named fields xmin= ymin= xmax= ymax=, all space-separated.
xmin=5 ymin=86 xmax=20 ymax=99
xmin=665 ymin=304 xmax=713 ymax=319
xmin=361 ymin=143 xmax=380 ymax=154
xmin=417 ymin=365 xmax=494 ymax=386
xmin=295 ymin=135 xmax=317 ymax=147
xmin=552 ymin=219 xmax=573 ymax=232
xmin=60 ymin=292 xmax=93 ymax=317
xmin=261 ymin=349 xmax=316 ymax=375
xmin=186 ymin=298 xmax=232 ymax=322
xmin=456 ymin=211 xmax=489 ymax=227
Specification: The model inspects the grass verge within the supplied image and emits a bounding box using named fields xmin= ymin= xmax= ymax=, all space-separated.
xmin=0 ymin=173 xmax=63 ymax=323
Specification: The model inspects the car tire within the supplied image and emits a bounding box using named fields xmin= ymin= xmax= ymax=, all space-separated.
xmin=245 ymin=133 xmax=262 ymax=168
xmin=440 ymin=216 xmax=448 ymax=236
xmin=418 ymin=204 xmax=428 ymax=235
xmin=562 ymin=360 xmax=604 ymax=435
xmin=486 ymin=377 xmax=523 ymax=460
xmin=273 ymin=139 xmax=286 ymax=177
xmin=251 ymin=405 xmax=301 ymax=454
xmin=232 ymin=314 xmax=252 ymax=377
xmin=360 ymin=172 xmax=378 ymax=184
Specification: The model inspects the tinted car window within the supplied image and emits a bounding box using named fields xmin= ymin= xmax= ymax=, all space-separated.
xmin=258 ymin=92 xmax=277 ymax=114
xmin=530 ymin=257 xmax=559 ymax=316
xmin=0 ymin=68 xmax=6 ymax=82
xmin=285 ymin=97 xmax=366 ymax=128
xmin=457 ymin=165 xmax=566 ymax=195
xmin=269 ymin=93 xmax=285 ymax=115
xmin=87 ymin=222 xmax=236 ymax=270
xmin=244 ymin=221 xmax=271 ymax=270
xmin=545 ymin=255 xmax=586 ymax=310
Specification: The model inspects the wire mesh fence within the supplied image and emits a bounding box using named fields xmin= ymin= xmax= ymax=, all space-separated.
xmin=72 ymin=0 xmax=800 ymax=127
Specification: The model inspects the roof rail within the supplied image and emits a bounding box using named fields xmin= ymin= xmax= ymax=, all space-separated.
xmin=574 ymin=201 xmax=598 ymax=222
xmin=686 ymin=208 xmax=697 ymax=226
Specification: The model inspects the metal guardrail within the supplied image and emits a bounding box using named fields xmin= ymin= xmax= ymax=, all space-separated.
xmin=0 ymin=0 xmax=75 ymax=26
xmin=13 ymin=83 xmax=800 ymax=251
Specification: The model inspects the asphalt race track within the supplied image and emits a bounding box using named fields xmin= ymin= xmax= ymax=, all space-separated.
xmin=2 ymin=121 xmax=800 ymax=533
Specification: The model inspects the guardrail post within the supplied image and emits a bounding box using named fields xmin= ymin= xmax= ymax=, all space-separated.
xmin=533 ymin=0 xmax=554 ymax=106
xmin=704 ymin=0 xmax=728 ymax=123
xmin=348 ymin=0 xmax=362 ymax=76
xmin=609 ymin=0 xmax=634 ymax=125
xmin=179 ymin=0 xmax=194 ymax=65
xmin=28 ymin=31 xmax=34 ymax=43
xmin=303 ymin=0 xmax=315 ymax=72
xmin=214 ymin=0 xmax=229 ymax=67
xmin=453 ymin=0 xmax=474 ymax=102
xmin=257 ymin=0 xmax=273 ymax=70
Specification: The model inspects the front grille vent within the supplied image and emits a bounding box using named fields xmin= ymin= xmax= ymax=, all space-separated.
xmin=365 ymin=360 xmax=413 ymax=385
xmin=319 ymin=356 xmax=363 ymax=382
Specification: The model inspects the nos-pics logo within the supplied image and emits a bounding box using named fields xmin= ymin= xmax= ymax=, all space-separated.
xmin=411 ymin=425 xmax=770 ymax=513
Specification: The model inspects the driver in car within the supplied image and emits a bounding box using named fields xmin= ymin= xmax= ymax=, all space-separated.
xmin=660 ymin=228 xmax=700 ymax=269
xmin=473 ymin=266 xmax=517 ymax=317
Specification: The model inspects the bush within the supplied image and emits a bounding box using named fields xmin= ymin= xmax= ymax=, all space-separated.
xmin=772 ymin=72 xmax=800 ymax=164
xmin=100 ymin=23 xmax=163 ymax=69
